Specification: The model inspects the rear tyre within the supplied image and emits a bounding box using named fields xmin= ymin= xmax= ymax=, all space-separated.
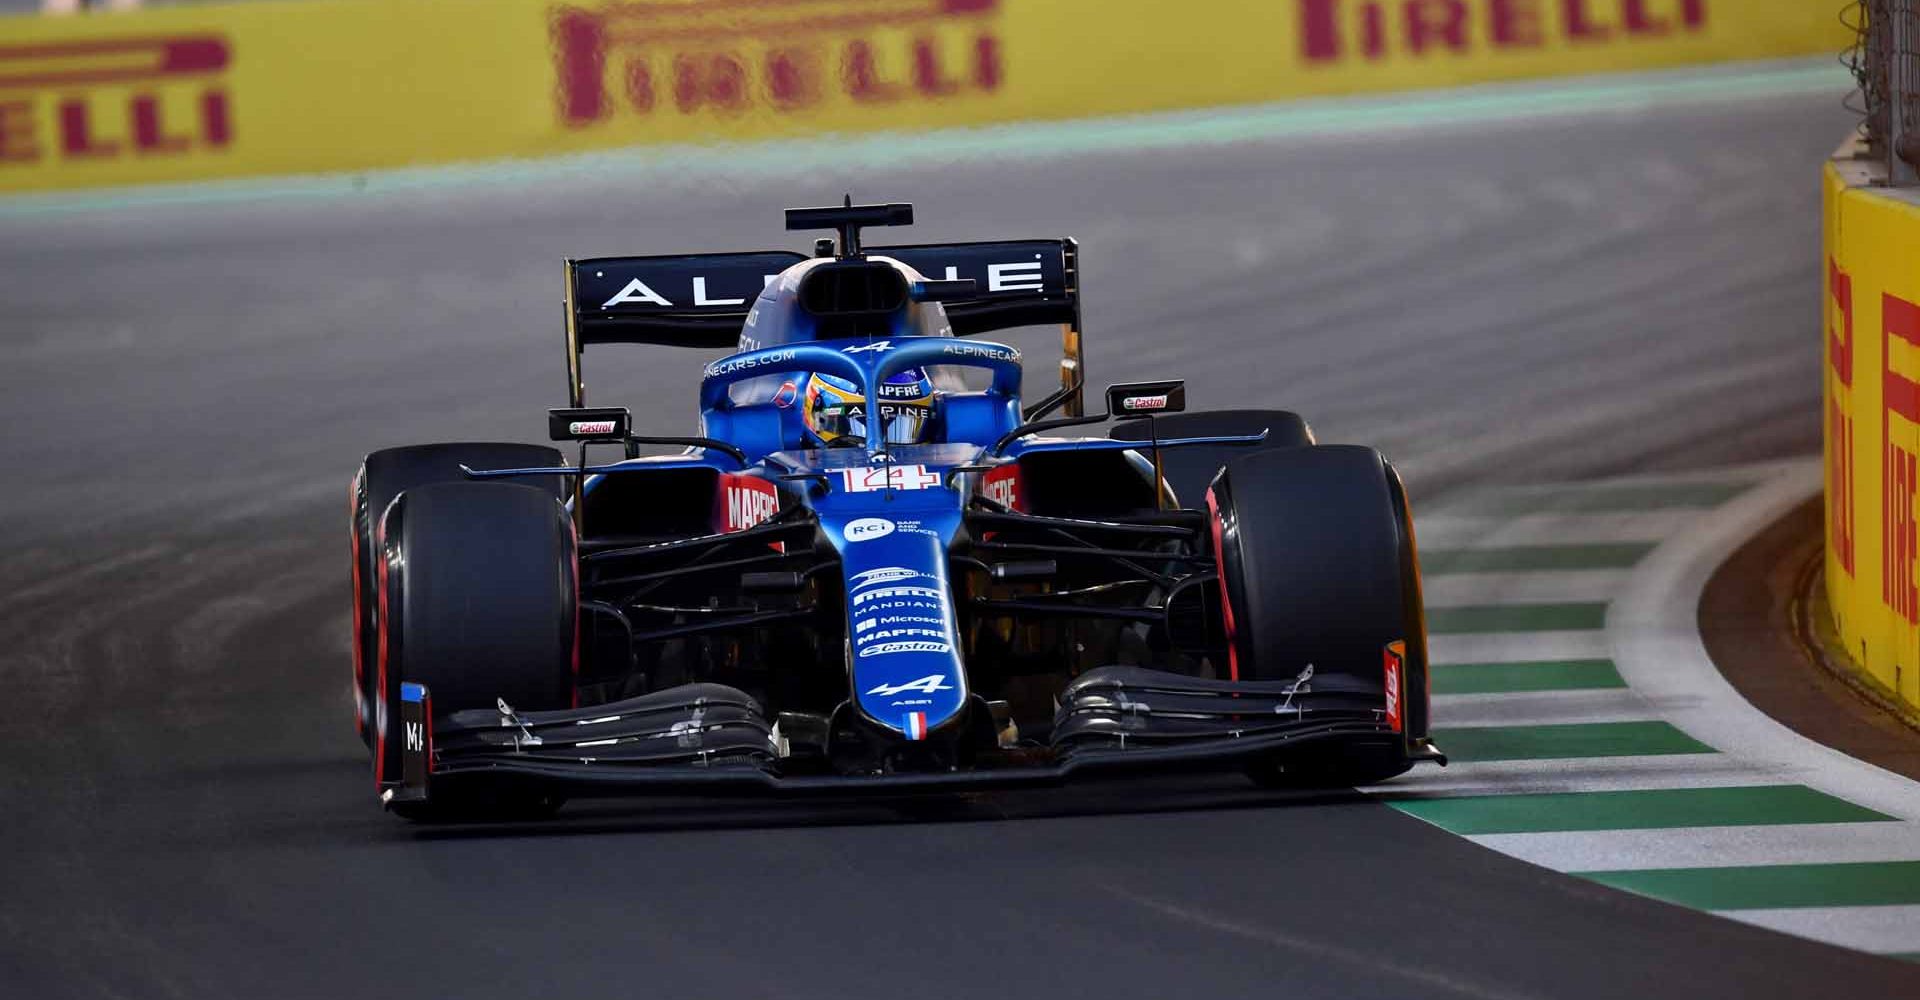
xmin=350 ymin=443 xmax=564 ymax=746
xmin=1110 ymin=409 xmax=1313 ymax=508
xmin=373 ymin=481 xmax=577 ymax=810
xmin=1206 ymin=445 xmax=1427 ymax=787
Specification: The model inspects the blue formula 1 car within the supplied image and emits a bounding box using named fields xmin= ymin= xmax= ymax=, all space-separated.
xmin=348 ymin=202 xmax=1445 ymax=819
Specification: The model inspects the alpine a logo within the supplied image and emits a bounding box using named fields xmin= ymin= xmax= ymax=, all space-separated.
xmin=866 ymin=674 xmax=955 ymax=697
xmin=843 ymin=340 xmax=893 ymax=354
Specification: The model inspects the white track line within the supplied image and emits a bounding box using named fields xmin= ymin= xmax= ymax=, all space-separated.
xmin=1471 ymin=822 xmax=1920 ymax=871
xmin=1609 ymin=460 xmax=1920 ymax=824
xmin=1431 ymin=689 xmax=1658 ymax=727
xmin=1376 ymin=753 xmax=1779 ymax=797
xmin=1721 ymin=906 xmax=1920 ymax=955
xmin=1416 ymin=510 xmax=1704 ymax=548
xmin=1424 ymin=570 xmax=1632 ymax=606
xmin=1430 ymin=630 xmax=1612 ymax=665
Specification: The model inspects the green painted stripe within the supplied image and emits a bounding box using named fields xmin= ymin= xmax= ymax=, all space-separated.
xmin=1457 ymin=482 xmax=1750 ymax=515
xmin=1576 ymin=861 xmax=1920 ymax=911
xmin=1433 ymin=721 xmax=1715 ymax=762
xmin=1389 ymin=786 xmax=1893 ymax=835
xmin=1894 ymin=953 xmax=1920 ymax=963
xmin=1422 ymin=543 xmax=1653 ymax=574
xmin=1427 ymin=603 xmax=1608 ymax=634
xmin=1431 ymin=659 xmax=1627 ymax=694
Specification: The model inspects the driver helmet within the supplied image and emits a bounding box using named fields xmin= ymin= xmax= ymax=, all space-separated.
xmin=804 ymin=368 xmax=936 ymax=447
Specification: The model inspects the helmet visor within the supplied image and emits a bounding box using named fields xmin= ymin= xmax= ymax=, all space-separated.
xmin=813 ymin=402 xmax=931 ymax=446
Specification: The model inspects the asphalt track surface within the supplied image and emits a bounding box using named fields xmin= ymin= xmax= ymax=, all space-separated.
xmin=3 ymin=81 xmax=1915 ymax=997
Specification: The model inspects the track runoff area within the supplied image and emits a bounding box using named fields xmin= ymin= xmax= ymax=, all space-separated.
xmin=1392 ymin=461 xmax=1920 ymax=962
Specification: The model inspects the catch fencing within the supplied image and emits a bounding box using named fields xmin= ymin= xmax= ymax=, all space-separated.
xmin=1844 ymin=1 xmax=1920 ymax=184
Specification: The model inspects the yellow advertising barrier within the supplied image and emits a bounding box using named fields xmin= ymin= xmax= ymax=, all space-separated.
xmin=0 ymin=0 xmax=1849 ymax=193
xmin=1824 ymin=147 xmax=1920 ymax=714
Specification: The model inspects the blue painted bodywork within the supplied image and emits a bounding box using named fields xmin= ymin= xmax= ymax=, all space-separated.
xmin=695 ymin=341 xmax=1021 ymax=737
xmin=469 ymin=263 xmax=1262 ymax=740
xmin=467 ymin=332 xmax=1263 ymax=739
xmin=786 ymin=442 xmax=983 ymax=736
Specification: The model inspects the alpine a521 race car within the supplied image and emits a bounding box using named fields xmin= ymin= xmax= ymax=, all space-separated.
xmin=349 ymin=202 xmax=1445 ymax=818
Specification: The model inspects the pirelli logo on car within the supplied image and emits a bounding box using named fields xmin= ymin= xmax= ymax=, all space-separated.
xmin=550 ymin=0 xmax=1005 ymax=129
xmin=0 ymin=35 xmax=234 ymax=168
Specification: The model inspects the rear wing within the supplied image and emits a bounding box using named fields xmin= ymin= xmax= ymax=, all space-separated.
xmin=563 ymin=239 xmax=1083 ymax=413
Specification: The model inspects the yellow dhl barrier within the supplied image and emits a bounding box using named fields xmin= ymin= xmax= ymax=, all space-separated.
xmin=0 ymin=0 xmax=1848 ymax=194
xmin=1824 ymin=149 xmax=1920 ymax=714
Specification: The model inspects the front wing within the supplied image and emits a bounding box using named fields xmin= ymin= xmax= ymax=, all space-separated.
xmin=386 ymin=667 xmax=1445 ymax=806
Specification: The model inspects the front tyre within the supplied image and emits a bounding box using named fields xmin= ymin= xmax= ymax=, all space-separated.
xmin=349 ymin=443 xmax=563 ymax=747
xmin=373 ymin=481 xmax=577 ymax=814
xmin=1207 ymin=445 xmax=1428 ymax=787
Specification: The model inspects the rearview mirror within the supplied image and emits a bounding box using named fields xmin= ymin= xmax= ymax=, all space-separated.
xmin=1106 ymin=380 xmax=1186 ymax=416
xmin=548 ymin=407 xmax=631 ymax=442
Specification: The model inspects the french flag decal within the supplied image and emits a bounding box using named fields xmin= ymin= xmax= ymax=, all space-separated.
xmin=904 ymin=711 xmax=928 ymax=741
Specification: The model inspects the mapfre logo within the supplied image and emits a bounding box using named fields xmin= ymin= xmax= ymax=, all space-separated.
xmin=717 ymin=474 xmax=780 ymax=533
xmin=550 ymin=0 xmax=1004 ymax=128
xmin=0 ymin=35 xmax=233 ymax=167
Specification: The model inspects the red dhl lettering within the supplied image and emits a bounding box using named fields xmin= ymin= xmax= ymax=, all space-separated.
xmin=1298 ymin=0 xmax=1706 ymax=63
xmin=1830 ymin=259 xmax=1855 ymax=576
xmin=0 ymin=35 xmax=232 ymax=167
xmin=551 ymin=0 xmax=1003 ymax=128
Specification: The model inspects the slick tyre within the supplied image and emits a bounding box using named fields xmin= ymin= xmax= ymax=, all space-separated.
xmin=1206 ymin=445 xmax=1428 ymax=787
xmin=371 ymin=482 xmax=577 ymax=800
xmin=1110 ymin=409 xmax=1313 ymax=508
xmin=349 ymin=443 xmax=563 ymax=746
